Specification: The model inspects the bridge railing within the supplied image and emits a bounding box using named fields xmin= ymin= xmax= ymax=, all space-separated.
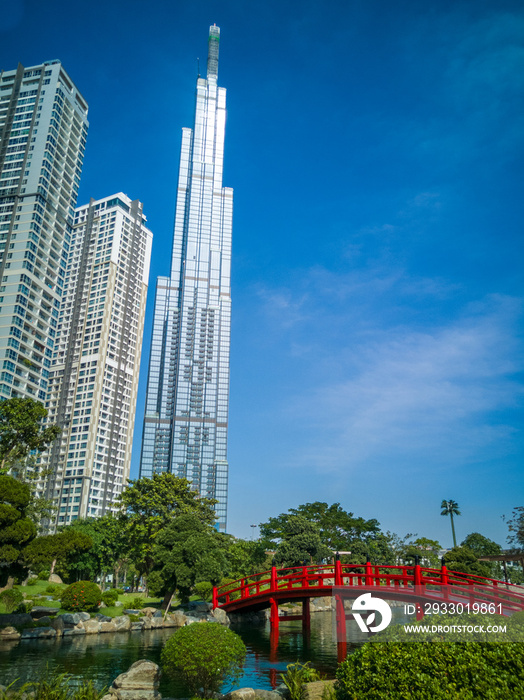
xmin=214 ymin=563 xmax=524 ymax=612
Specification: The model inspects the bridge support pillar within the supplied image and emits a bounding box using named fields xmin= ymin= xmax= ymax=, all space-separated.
xmin=269 ymin=597 xmax=279 ymax=631
xmin=335 ymin=594 xmax=347 ymax=662
xmin=302 ymin=598 xmax=311 ymax=630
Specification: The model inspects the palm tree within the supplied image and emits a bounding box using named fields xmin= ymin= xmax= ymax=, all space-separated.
xmin=441 ymin=500 xmax=461 ymax=547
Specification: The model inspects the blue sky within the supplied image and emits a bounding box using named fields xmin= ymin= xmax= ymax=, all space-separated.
xmin=2 ymin=0 xmax=523 ymax=548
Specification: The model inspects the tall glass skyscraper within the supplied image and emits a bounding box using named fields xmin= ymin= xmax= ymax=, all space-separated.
xmin=140 ymin=25 xmax=232 ymax=531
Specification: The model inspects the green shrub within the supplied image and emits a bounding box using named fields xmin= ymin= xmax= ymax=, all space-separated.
xmin=510 ymin=610 xmax=524 ymax=627
xmin=0 ymin=587 xmax=24 ymax=613
xmin=193 ymin=581 xmax=213 ymax=602
xmin=161 ymin=622 xmax=246 ymax=698
xmin=101 ymin=590 xmax=118 ymax=606
xmin=15 ymin=601 xmax=33 ymax=614
xmin=115 ymin=588 xmax=124 ymax=595
xmin=335 ymin=614 xmax=524 ymax=700
xmin=281 ymin=662 xmax=322 ymax=700
xmin=61 ymin=581 xmax=101 ymax=612
xmin=1 ymin=669 xmax=108 ymax=700
xmin=26 ymin=577 xmax=38 ymax=586
xmin=38 ymin=570 xmax=50 ymax=580
xmin=130 ymin=597 xmax=144 ymax=610
xmin=45 ymin=584 xmax=61 ymax=595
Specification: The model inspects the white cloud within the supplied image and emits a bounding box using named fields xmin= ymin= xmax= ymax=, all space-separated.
xmin=277 ymin=291 xmax=523 ymax=474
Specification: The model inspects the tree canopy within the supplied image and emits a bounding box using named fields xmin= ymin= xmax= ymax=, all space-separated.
xmin=150 ymin=513 xmax=227 ymax=604
xmin=0 ymin=473 xmax=37 ymax=585
xmin=119 ymin=473 xmax=217 ymax=584
xmin=0 ymin=397 xmax=60 ymax=472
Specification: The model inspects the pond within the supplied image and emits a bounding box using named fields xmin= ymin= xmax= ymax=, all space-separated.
xmin=0 ymin=609 xmax=408 ymax=696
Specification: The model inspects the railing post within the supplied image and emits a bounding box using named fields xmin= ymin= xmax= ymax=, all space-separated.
xmin=270 ymin=566 xmax=278 ymax=592
xmin=335 ymin=558 xmax=343 ymax=586
xmin=414 ymin=563 xmax=422 ymax=587
xmin=212 ymin=586 xmax=218 ymax=609
xmin=241 ymin=579 xmax=246 ymax=598
xmin=302 ymin=566 xmax=308 ymax=589
xmin=440 ymin=560 xmax=449 ymax=600
xmin=365 ymin=560 xmax=373 ymax=586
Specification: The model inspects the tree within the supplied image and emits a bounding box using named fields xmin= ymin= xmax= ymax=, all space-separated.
xmin=460 ymin=532 xmax=503 ymax=579
xmin=161 ymin=623 xmax=246 ymax=698
xmin=272 ymin=515 xmax=331 ymax=567
xmin=223 ymin=536 xmax=269 ymax=579
xmin=119 ymin=473 xmax=217 ymax=588
xmin=503 ymin=506 xmax=524 ymax=549
xmin=404 ymin=537 xmax=442 ymax=568
xmin=440 ymin=499 xmax=460 ymax=547
xmin=0 ymin=474 xmax=37 ymax=587
xmin=0 ymin=397 xmax=60 ymax=472
xmin=261 ymin=502 xmax=380 ymax=553
xmin=23 ymin=530 xmax=92 ymax=577
xmin=150 ymin=513 xmax=227 ymax=607
xmin=443 ymin=546 xmax=491 ymax=578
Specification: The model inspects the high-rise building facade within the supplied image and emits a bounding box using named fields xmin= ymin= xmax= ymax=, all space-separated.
xmin=38 ymin=194 xmax=152 ymax=528
xmin=0 ymin=61 xmax=88 ymax=401
xmin=140 ymin=25 xmax=232 ymax=531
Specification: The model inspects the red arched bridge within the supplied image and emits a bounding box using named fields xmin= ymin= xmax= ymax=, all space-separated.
xmin=213 ymin=561 xmax=524 ymax=630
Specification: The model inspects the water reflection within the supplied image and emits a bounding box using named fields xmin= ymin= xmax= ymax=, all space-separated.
xmin=0 ymin=609 xmax=409 ymax=696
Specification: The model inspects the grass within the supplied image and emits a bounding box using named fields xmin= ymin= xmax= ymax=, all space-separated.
xmin=0 ymin=584 xmax=165 ymax=618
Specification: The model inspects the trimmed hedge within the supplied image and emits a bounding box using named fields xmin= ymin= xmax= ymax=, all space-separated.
xmin=335 ymin=614 xmax=524 ymax=699
xmin=61 ymin=580 xmax=101 ymax=612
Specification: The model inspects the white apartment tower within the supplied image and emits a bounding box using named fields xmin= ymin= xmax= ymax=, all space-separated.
xmin=39 ymin=194 xmax=152 ymax=528
xmin=139 ymin=26 xmax=232 ymax=531
xmin=0 ymin=61 xmax=88 ymax=401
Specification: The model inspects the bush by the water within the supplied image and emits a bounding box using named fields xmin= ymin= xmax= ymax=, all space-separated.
xmin=61 ymin=581 xmax=101 ymax=612
xmin=161 ymin=622 xmax=246 ymax=698
xmin=0 ymin=669 xmax=106 ymax=700
xmin=193 ymin=581 xmax=213 ymax=601
xmin=0 ymin=587 xmax=24 ymax=613
xmin=101 ymin=590 xmax=119 ymax=607
xmin=130 ymin=596 xmax=144 ymax=610
xmin=335 ymin=614 xmax=524 ymax=699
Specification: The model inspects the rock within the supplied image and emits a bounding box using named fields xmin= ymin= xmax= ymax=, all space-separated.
xmin=50 ymin=617 xmax=65 ymax=635
xmin=0 ymin=626 xmax=21 ymax=640
xmin=21 ymin=627 xmax=56 ymax=639
xmin=188 ymin=601 xmax=212 ymax=613
xmin=113 ymin=615 xmax=131 ymax=632
xmin=61 ymin=613 xmax=82 ymax=626
xmin=30 ymin=607 xmax=58 ymax=619
xmin=212 ymin=607 xmax=229 ymax=625
xmin=48 ymin=574 xmax=63 ymax=584
xmin=101 ymin=661 xmax=163 ymax=700
xmin=150 ymin=617 xmax=164 ymax=628
xmin=62 ymin=627 xmax=86 ymax=636
xmin=100 ymin=602 xmax=107 ymax=608
xmin=77 ymin=612 xmax=91 ymax=622
xmin=152 ymin=610 xmax=163 ymax=618
xmin=0 ymin=613 xmax=33 ymax=627
xmin=100 ymin=621 xmax=118 ymax=633
xmin=169 ymin=611 xmax=187 ymax=627
xmin=310 ymin=597 xmax=332 ymax=612
xmin=83 ymin=619 xmax=101 ymax=634
xmin=36 ymin=616 xmax=53 ymax=626
xmin=302 ymin=681 xmax=335 ymax=700
xmin=141 ymin=607 xmax=157 ymax=617
xmin=224 ymin=689 xmax=255 ymax=700
xmin=184 ymin=615 xmax=201 ymax=625
xmin=115 ymin=601 xmax=123 ymax=607
xmin=123 ymin=609 xmax=142 ymax=615
xmin=142 ymin=618 xmax=151 ymax=630
xmin=131 ymin=621 xmax=144 ymax=631
xmin=253 ymin=691 xmax=283 ymax=700
xmin=96 ymin=613 xmax=112 ymax=622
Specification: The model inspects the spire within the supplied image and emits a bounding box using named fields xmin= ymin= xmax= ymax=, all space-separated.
xmin=207 ymin=24 xmax=220 ymax=78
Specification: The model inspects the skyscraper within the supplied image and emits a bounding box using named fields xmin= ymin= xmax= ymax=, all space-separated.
xmin=0 ymin=61 xmax=88 ymax=402
xmin=39 ymin=194 xmax=152 ymax=528
xmin=140 ymin=25 xmax=232 ymax=531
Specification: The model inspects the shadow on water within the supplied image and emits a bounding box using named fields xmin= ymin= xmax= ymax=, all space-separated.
xmin=0 ymin=608 xmax=410 ymax=696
